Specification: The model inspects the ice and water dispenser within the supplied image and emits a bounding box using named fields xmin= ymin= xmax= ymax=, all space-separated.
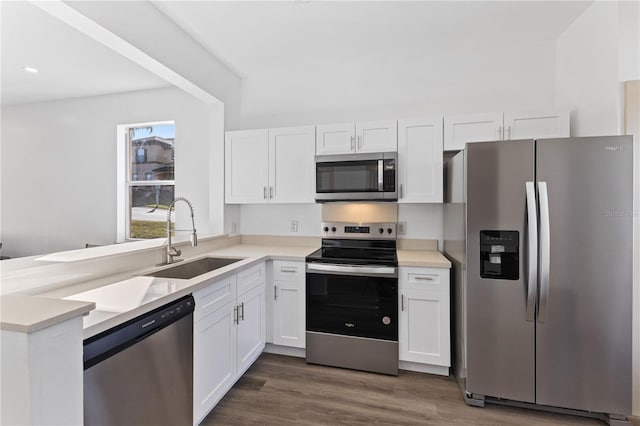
xmin=479 ymin=231 xmax=519 ymax=280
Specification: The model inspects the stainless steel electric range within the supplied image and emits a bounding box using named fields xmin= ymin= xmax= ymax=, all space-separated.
xmin=305 ymin=221 xmax=398 ymax=375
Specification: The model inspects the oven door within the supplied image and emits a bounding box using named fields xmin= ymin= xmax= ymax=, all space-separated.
xmin=306 ymin=263 xmax=398 ymax=341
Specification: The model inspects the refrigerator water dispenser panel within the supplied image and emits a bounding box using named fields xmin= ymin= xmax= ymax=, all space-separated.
xmin=480 ymin=231 xmax=519 ymax=280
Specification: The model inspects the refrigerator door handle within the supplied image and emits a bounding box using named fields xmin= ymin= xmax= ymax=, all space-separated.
xmin=525 ymin=181 xmax=538 ymax=322
xmin=538 ymin=181 xmax=551 ymax=323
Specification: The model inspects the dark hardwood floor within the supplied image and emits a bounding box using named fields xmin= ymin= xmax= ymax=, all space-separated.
xmin=201 ymin=353 xmax=606 ymax=425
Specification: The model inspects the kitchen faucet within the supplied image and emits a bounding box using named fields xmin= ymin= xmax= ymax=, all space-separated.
xmin=163 ymin=197 xmax=197 ymax=265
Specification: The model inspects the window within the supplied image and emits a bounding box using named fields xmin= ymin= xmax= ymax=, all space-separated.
xmin=118 ymin=121 xmax=175 ymax=240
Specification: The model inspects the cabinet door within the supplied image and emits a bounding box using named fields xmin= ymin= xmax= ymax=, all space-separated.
xmin=236 ymin=282 xmax=266 ymax=377
xmin=356 ymin=120 xmax=397 ymax=153
xmin=268 ymin=126 xmax=315 ymax=203
xmin=444 ymin=113 xmax=503 ymax=151
xmin=398 ymin=117 xmax=443 ymax=203
xmin=399 ymin=268 xmax=450 ymax=367
xmin=193 ymin=302 xmax=237 ymax=425
xmin=315 ymin=123 xmax=355 ymax=155
xmin=237 ymin=262 xmax=266 ymax=297
xmin=504 ymin=110 xmax=570 ymax=140
xmin=225 ymin=129 xmax=269 ymax=204
xmin=272 ymin=260 xmax=305 ymax=348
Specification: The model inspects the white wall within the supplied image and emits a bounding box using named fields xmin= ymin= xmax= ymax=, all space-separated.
xmin=238 ymin=204 xmax=321 ymax=237
xmin=1 ymin=87 xmax=216 ymax=258
xmin=618 ymin=0 xmax=640 ymax=82
xmin=555 ymin=1 xmax=620 ymax=136
xmin=238 ymin=39 xmax=557 ymax=130
xmin=66 ymin=1 xmax=243 ymax=129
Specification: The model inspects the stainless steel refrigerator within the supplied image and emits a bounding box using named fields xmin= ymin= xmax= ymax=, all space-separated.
xmin=444 ymin=136 xmax=633 ymax=424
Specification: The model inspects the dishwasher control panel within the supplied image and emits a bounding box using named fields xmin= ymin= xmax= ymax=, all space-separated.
xmin=83 ymin=294 xmax=195 ymax=369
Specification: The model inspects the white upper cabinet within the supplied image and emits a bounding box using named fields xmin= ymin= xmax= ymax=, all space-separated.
xmin=444 ymin=110 xmax=570 ymax=150
xmin=225 ymin=129 xmax=269 ymax=204
xmin=316 ymin=120 xmax=397 ymax=155
xmin=356 ymin=120 xmax=398 ymax=153
xmin=269 ymin=126 xmax=315 ymax=203
xmin=444 ymin=112 xmax=503 ymax=151
xmin=397 ymin=117 xmax=443 ymax=203
xmin=315 ymin=123 xmax=356 ymax=155
xmin=225 ymin=126 xmax=315 ymax=204
xmin=503 ymin=110 xmax=570 ymax=140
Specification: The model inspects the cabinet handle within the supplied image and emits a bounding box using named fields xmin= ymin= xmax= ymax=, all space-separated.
xmin=400 ymin=184 xmax=403 ymax=198
xmin=350 ymin=136 xmax=355 ymax=150
xmin=270 ymin=186 xmax=273 ymax=199
xmin=357 ymin=135 xmax=361 ymax=149
xmin=415 ymin=276 xmax=434 ymax=281
xmin=233 ymin=305 xmax=238 ymax=324
xmin=401 ymin=294 xmax=405 ymax=311
xmin=240 ymin=302 xmax=245 ymax=321
xmin=498 ymin=125 xmax=503 ymax=139
xmin=280 ymin=267 xmax=297 ymax=273
xmin=263 ymin=186 xmax=267 ymax=199
xmin=506 ymin=125 xmax=512 ymax=140
xmin=274 ymin=285 xmax=278 ymax=300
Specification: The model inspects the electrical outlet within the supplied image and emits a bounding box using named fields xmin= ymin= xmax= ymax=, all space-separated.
xmin=291 ymin=220 xmax=299 ymax=232
xmin=398 ymin=221 xmax=407 ymax=235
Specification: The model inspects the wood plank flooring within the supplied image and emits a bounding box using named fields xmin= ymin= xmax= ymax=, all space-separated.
xmin=201 ymin=353 xmax=608 ymax=426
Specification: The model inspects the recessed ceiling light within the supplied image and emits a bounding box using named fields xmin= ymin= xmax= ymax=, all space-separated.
xmin=22 ymin=66 xmax=38 ymax=74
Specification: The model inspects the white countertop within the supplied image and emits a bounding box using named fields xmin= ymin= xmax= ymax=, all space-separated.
xmin=1 ymin=241 xmax=450 ymax=337
xmin=55 ymin=244 xmax=316 ymax=338
xmin=397 ymin=250 xmax=452 ymax=268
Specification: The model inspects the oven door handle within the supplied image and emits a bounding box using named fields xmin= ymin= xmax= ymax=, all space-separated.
xmin=306 ymin=262 xmax=397 ymax=277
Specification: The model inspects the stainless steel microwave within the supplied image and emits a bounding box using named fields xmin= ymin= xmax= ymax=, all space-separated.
xmin=315 ymin=152 xmax=397 ymax=202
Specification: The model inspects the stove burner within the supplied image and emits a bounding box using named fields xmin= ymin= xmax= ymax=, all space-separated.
xmin=307 ymin=222 xmax=398 ymax=267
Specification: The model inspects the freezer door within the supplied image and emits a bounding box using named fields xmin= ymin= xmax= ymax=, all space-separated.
xmin=535 ymin=136 xmax=633 ymax=415
xmin=465 ymin=139 xmax=536 ymax=403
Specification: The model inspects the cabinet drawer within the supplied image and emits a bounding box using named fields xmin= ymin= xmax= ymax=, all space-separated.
xmin=193 ymin=275 xmax=237 ymax=322
xmin=237 ymin=262 xmax=266 ymax=296
xmin=407 ymin=271 xmax=440 ymax=285
xmin=272 ymin=260 xmax=304 ymax=282
xmin=400 ymin=267 xmax=448 ymax=291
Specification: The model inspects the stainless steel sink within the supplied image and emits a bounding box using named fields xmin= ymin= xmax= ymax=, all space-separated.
xmin=145 ymin=257 xmax=243 ymax=280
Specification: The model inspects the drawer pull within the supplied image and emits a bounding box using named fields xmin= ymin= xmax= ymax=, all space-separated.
xmin=415 ymin=276 xmax=435 ymax=281
xmin=280 ymin=267 xmax=297 ymax=273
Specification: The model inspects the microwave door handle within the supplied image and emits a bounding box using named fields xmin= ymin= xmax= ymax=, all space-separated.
xmin=378 ymin=160 xmax=384 ymax=191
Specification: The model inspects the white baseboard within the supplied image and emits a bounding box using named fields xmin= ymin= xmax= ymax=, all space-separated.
xmin=264 ymin=343 xmax=306 ymax=358
xmin=399 ymin=360 xmax=450 ymax=376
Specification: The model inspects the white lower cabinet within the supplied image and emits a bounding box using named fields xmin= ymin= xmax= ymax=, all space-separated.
xmin=193 ymin=300 xmax=236 ymax=424
xmin=271 ymin=260 xmax=305 ymax=348
xmin=399 ymin=267 xmax=450 ymax=372
xmin=236 ymin=282 xmax=266 ymax=376
xmin=193 ymin=262 xmax=266 ymax=425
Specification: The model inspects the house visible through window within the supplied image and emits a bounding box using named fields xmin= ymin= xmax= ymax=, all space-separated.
xmin=125 ymin=122 xmax=175 ymax=239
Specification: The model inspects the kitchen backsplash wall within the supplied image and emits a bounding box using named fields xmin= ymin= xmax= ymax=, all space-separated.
xmin=235 ymin=203 xmax=443 ymax=248
xmin=321 ymin=203 xmax=397 ymax=223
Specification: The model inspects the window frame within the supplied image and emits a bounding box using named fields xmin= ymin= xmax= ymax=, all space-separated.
xmin=116 ymin=120 xmax=175 ymax=242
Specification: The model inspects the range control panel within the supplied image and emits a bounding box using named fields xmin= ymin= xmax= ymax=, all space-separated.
xmin=321 ymin=222 xmax=397 ymax=240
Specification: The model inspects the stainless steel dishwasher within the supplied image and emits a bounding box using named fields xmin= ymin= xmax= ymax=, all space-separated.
xmin=83 ymin=295 xmax=194 ymax=426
